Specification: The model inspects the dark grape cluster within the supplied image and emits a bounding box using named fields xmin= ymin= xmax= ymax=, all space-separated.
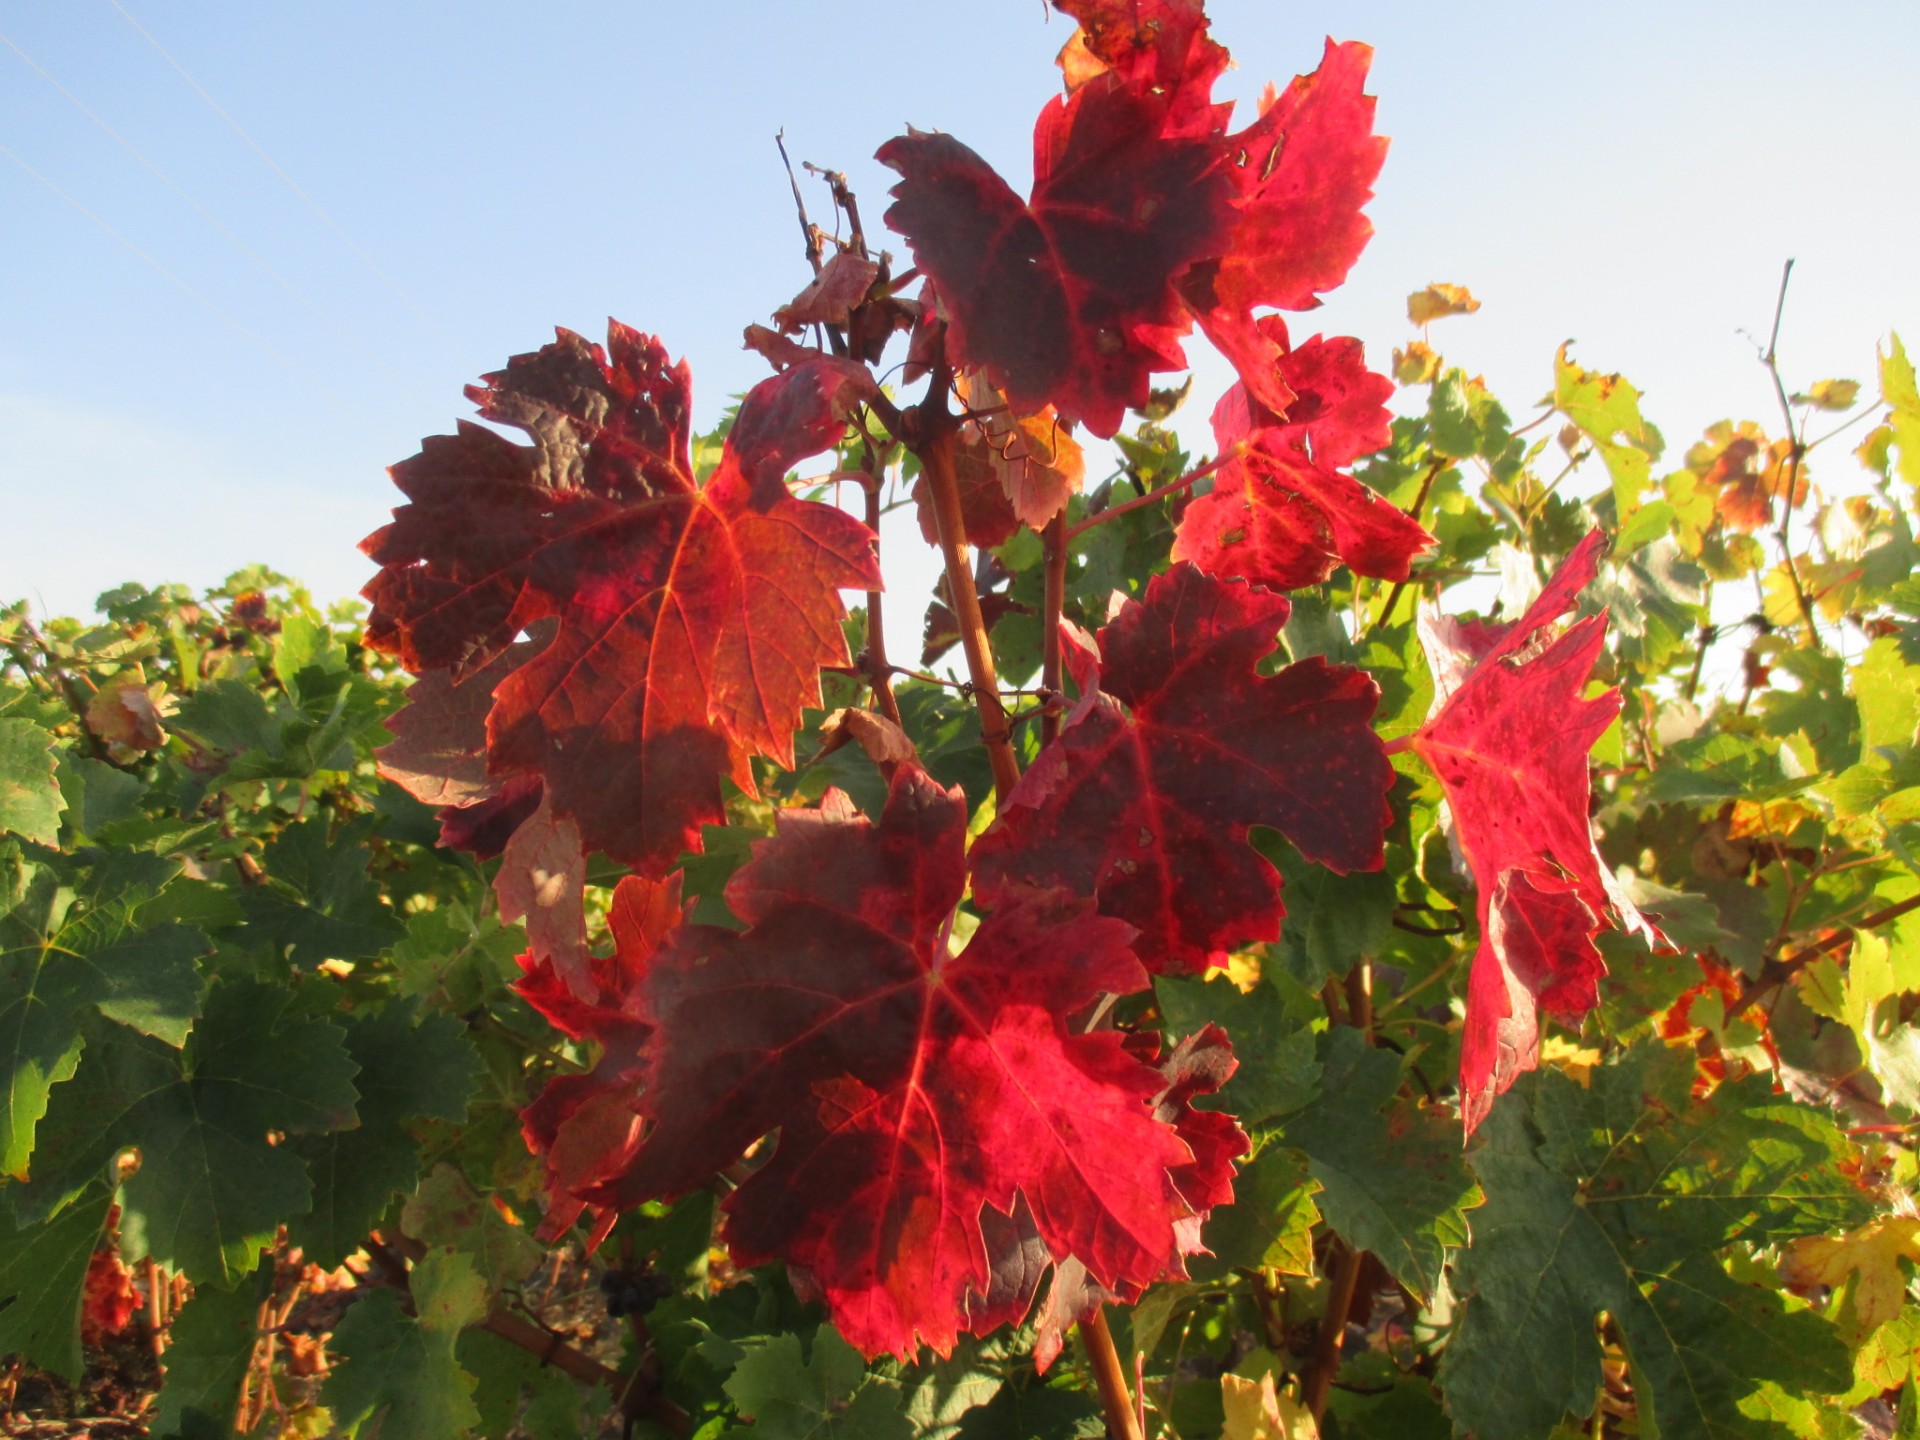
xmin=598 ymin=1265 xmax=673 ymax=1319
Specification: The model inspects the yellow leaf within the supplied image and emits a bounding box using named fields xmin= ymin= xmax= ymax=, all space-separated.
xmin=1392 ymin=340 xmax=1439 ymax=386
xmin=1781 ymin=1217 xmax=1920 ymax=1331
xmin=1725 ymin=798 xmax=1815 ymax=840
xmin=1223 ymin=951 xmax=1264 ymax=993
xmin=1221 ymin=1373 xmax=1318 ymax=1440
xmin=1540 ymin=1035 xmax=1601 ymax=1087
xmin=1856 ymin=423 xmax=1895 ymax=478
xmin=1792 ymin=378 xmax=1861 ymax=411
xmin=1407 ymin=283 xmax=1480 ymax=326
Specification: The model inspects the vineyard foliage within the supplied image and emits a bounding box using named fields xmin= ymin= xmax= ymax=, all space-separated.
xmin=5 ymin=1 xmax=1920 ymax=1437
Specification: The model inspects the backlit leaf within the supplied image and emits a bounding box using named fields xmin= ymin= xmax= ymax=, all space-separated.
xmin=973 ymin=563 xmax=1393 ymax=972
xmin=1411 ymin=530 xmax=1661 ymax=1132
xmin=362 ymin=325 xmax=880 ymax=885
xmin=1173 ymin=325 xmax=1431 ymax=591
xmin=534 ymin=764 xmax=1241 ymax=1359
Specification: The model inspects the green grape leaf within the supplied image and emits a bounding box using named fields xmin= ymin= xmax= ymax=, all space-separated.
xmin=1154 ymin=972 xmax=1320 ymax=1129
xmin=1441 ymin=1052 xmax=1862 ymax=1440
xmin=402 ymin=1164 xmax=545 ymax=1294
xmin=1555 ymin=344 xmax=1664 ymax=517
xmin=21 ymin=980 xmax=358 ymax=1286
xmin=1882 ymin=334 xmax=1920 ymax=498
xmin=724 ymin=1325 xmax=912 ymax=1440
xmin=170 ymin=679 xmax=281 ymax=757
xmin=1856 ymin=636 xmax=1920 ymax=754
xmin=54 ymin=751 xmax=146 ymax=842
xmin=1192 ymin=1143 xmax=1321 ymax=1278
xmin=888 ymin=1334 xmax=1016 ymax=1440
xmin=1276 ymin=1027 xmax=1478 ymax=1300
xmin=324 ymin=1248 xmax=486 ymax=1440
xmin=151 ymin=1263 xmax=269 ymax=1439
xmin=1645 ymin=733 xmax=1803 ymax=808
xmin=239 ymin=815 xmax=404 ymax=967
xmin=459 ymin=1326 xmax=602 ymax=1440
xmin=0 ymin=717 xmax=64 ymax=845
xmin=1 ymin=850 xmax=207 ymax=1178
xmin=388 ymin=903 xmax=522 ymax=1013
xmin=287 ymin=1006 xmax=481 ymax=1268
xmin=172 ymin=671 xmax=389 ymax=786
xmin=1760 ymin=651 xmax=1862 ymax=775
xmin=951 ymin=1372 xmax=1104 ymax=1440
xmin=0 ymin=1180 xmax=113 ymax=1380
xmin=1833 ymin=932 xmax=1920 ymax=1112
xmin=1264 ymin=838 xmax=1396 ymax=989
xmin=1428 ymin=368 xmax=1513 ymax=462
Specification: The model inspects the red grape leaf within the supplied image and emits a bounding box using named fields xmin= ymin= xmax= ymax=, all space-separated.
xmin=1051 ymin=0 xmax=1230 ymax=140
xmin=361 ymin=323 xmax=880 ymax=879
xmin=1177 ymin=39 xmax=1387 ymax=412
xmin=375 ymin=638 xmax=528 ymax=810
xmin=773 ymin=252 xmax=881 ymax=333
xmin=549 ymin=764 xmax=1238 ymax=1359
xmin=517 ymin=872 xmax=684 ymax=1245
xmin=912 ymin=428 xmax=1020 ymax=551
xmin=375 ymin=626 xmax=592 ymax=983
xmin=1174 ymin=324 xmax=1430 ymax=590
xmin=991 ymin=1022 xmax=1245 ymax=1372
xmin=971 ymin=563 xmax=1393 ymax=972
xmin=494 ymin=791 xmax=587 ymax=984
xmin=882 ymin=8 xmax=1383 ymax=433
xmin=81 ymin=1226 xmax=138 ymax=1348
xmin=742 ymin=322 xmax=823 ymax=374
xmin=877 ymin=61 xmax=1237 ymax=438
xmin=1409 ymin=530 xmax=1661 ymax=1133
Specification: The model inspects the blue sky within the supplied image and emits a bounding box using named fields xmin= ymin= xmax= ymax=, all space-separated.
xmin=3 ymin=1 xmax=1916 ymax=664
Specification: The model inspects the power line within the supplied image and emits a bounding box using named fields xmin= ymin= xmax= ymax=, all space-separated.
xmin=101 ymin=0 xmax=475 ymax=370
xmin=0 ymin=27 xmax=439 ymax=407
xmin=1 ymin=141 xmax=366 ymax=423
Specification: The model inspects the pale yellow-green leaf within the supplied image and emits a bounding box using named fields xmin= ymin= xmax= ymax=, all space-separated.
xmin=1782 ymin=1218 xmax=1920 ymax=1331
xmin=1555 ymin=344 xmax=1664 ymax=517
xmin=1791 ymin=378 xmax=1861 ymax=411
xmin=1221 ymin=1372 xmax=1318 ymax=1440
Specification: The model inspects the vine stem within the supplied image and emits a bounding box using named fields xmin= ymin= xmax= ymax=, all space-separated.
xmin=1733 ymin=891 xmax=1920 ymax=1014
xmin=1065 ymin=446 xmax=1243 ymax=540
xmin=1369 ymin=454 xmax=1448 ymax=635
xmin=1304 ymin=1242 xmax=1363 ymax=1423
xmin=1040 ymin=512 xmax=1068 ymax=745
xmin=860 ymin=451 xmax=902 ymax=726
xmin=913 ymin=375 xmax=1022 ymax=800
xmin=1758 ymin=258 xmax=1821 ymax=650
xmin=1081 ymin=1307 xmax=1146 ymax=1440
xmin=380 ymin=1231 xmax=692 ymax=1435
xmin=1304 ymin=959 xmax=1375 ymax=1423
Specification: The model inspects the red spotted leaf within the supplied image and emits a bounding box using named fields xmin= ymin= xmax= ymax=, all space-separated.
xmin=542 ymin=764 xmax=1239 ymax=1359
xmin=971 ymin=563 xmax=1393 ymax=972
xmin=1409 ymin=530 xmax=1661 ymax=1133
xmin=1173 ymin=323 xmax=1431 ymax=590
xmin=1052 ymin=0 xmax=1230 ymax=139
xmin=361 ymin=324 xmax=880 ymax=881
xmin=1178 ymin=39 xmax=1387 ymax=411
